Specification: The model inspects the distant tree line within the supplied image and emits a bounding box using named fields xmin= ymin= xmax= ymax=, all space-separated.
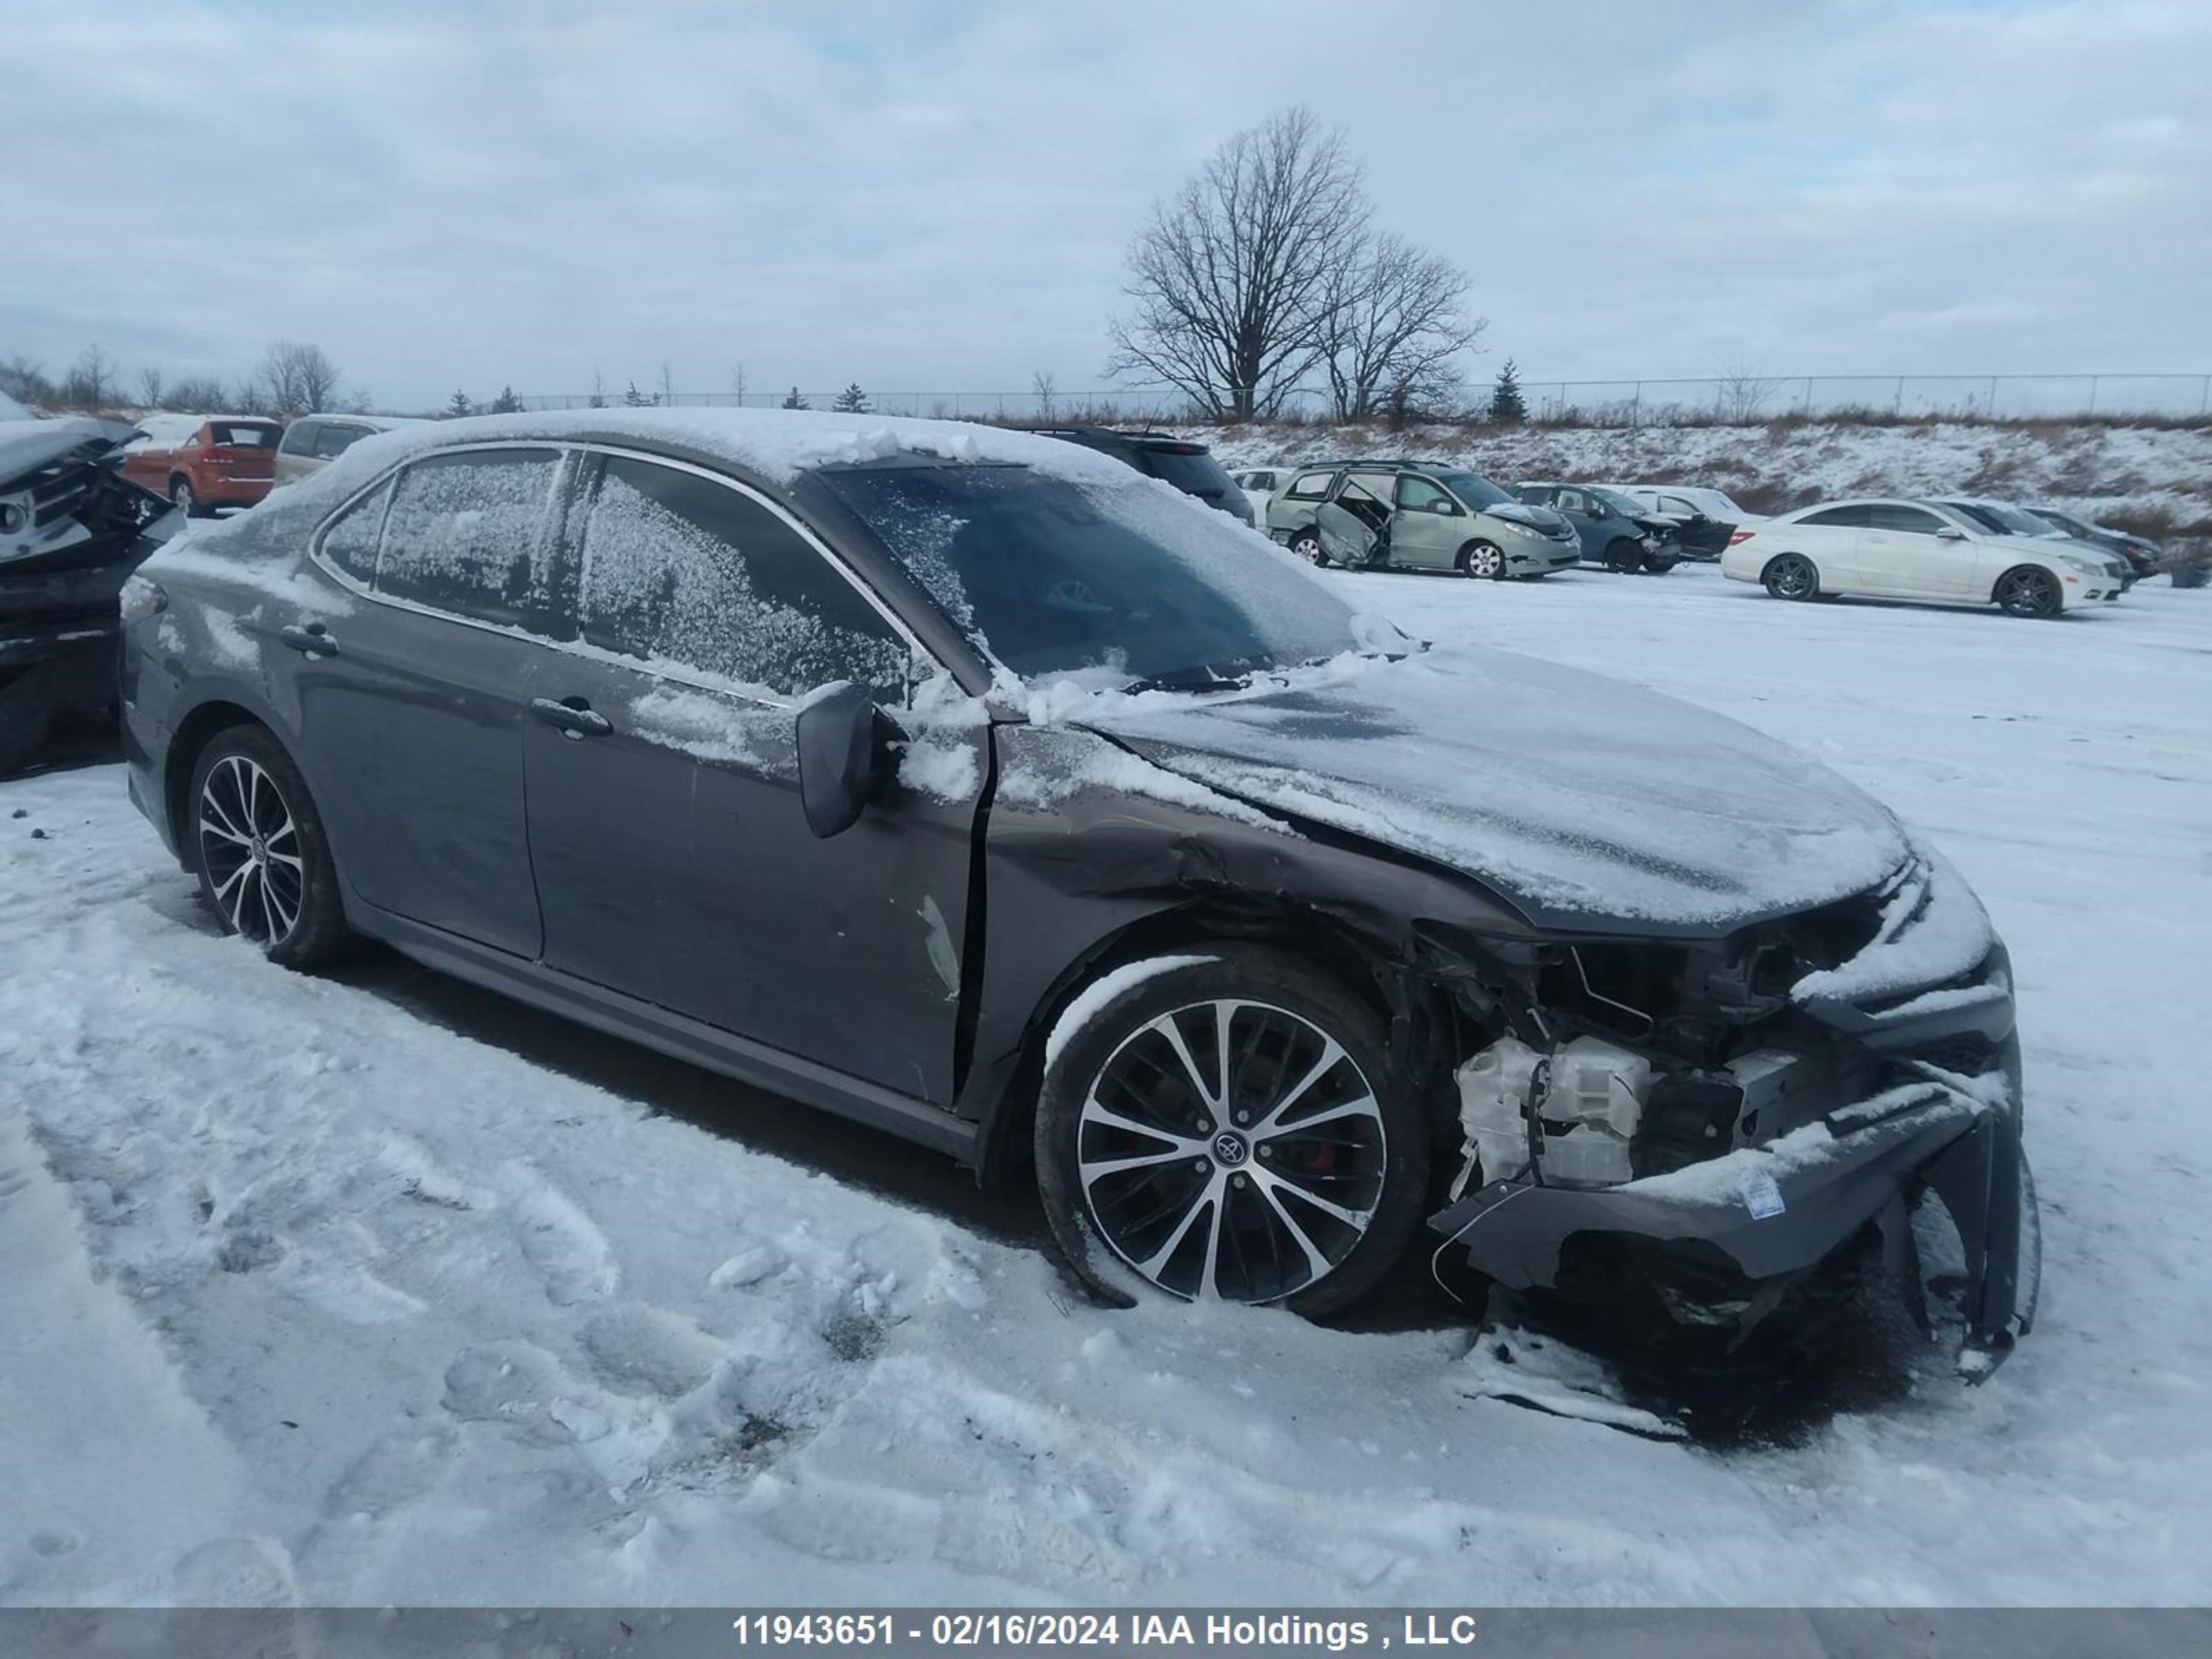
xmin=2 ymin=340 xmax=362 ymax=419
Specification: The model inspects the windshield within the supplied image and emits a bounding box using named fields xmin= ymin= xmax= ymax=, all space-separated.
xmin=1434 ymin=471 xmax=1512 ymax=509
xmin=1138 ymin=444 xmax=1237 ymax=501
xmin=1981 ymin=501 xmax=2060 ymax=536
xmin=1591 ymin=487 xmax=1649 ymax=516
xmin=818 ymin=462 xmax=1371 ymax=686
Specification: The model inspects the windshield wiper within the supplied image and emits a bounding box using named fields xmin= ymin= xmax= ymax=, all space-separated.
xmin=1125 ymin=666 xmax=1254 ymax=695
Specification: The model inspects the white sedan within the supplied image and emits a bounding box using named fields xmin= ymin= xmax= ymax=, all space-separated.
xmin=1722 ymin=498 xmax=2129 ymax=617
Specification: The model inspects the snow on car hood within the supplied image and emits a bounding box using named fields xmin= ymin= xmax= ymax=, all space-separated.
xmin=1076 ymin=646 xmax=1913 ymax=930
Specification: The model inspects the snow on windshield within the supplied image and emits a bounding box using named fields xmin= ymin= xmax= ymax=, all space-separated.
xmin=818 ymin=462 xmax=1390 ymax=686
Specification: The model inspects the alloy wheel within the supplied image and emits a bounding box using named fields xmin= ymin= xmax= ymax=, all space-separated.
xmin=1997 ymin=568 xmax=2057 ymax=617
xmin=1075 ymin=998 xmax=1387 ymax=1302
xmin=173 ymin=479 xmax=196 ymax=515
xmin=196 ymin=752 xmax=305 ymax=945
xmin=1293 ymin=531 xmax=1327 ymax=566
xmin=1465 ymin=542 xmax=1503 ymax=579
xmin=1766 ymin=555 xmax=1816 ymax=599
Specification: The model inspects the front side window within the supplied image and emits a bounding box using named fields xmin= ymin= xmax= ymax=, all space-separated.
xmin=579 ymin=456 xmax=905 ymax=697
xmin=279 ymin=421 xmax=319 ymax=456
xmin=816 ymin=462 xmax=1380 ymax=689
xmin=377 ymin=448 xmax=566 ymax=632
xmin=1801 ymin=505 xmax=1871 ymax=529
xmin=1396 ymin=476 xmax=1455 ymax=514
xmin=1556 ymin=488 xmax=1589 ymax=513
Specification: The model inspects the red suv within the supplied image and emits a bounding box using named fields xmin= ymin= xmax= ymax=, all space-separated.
xmin=121 ymin=415 xmax=284 ymax=516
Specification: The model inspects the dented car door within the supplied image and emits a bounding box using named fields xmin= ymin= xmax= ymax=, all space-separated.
xmin=522 ymin=449 xmax=982 ymax=1104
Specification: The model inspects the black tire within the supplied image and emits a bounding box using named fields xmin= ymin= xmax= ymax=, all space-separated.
xmin=1034 ymin=948 xmax=1427 ymax=1318
xmin=170 ymin=476 xmax=198 ymax=516
xmin=186 ymin=724 xmax=353 ymax=968
xmin=1994 ymin=565 xmax=2061 ymax=619
xmin=0 ymin=666 xmax=58 ymax=777
xmin=1762 ymin=553 xmax=1820 ymax=601
xmin=1458 ymin=540 xmax=1507 ymax=581
xmin=1604 ymin=539 xmax=1642 ymax=573
xmin=1289 ymin=528 xmax=1328 ymax=568
xmin=1641 ymin=552 xmax=1679 ymax=574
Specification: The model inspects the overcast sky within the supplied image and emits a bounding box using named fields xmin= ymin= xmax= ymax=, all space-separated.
xmin=7 ymin=0 xmax=2207 ymax=412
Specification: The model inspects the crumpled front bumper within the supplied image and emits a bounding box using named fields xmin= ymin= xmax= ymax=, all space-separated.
xmin=1429 ymin=959 xmax=2039 ymax=1379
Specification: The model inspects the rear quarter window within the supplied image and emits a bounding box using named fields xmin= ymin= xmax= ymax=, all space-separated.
xmin=1285 ymin=471 xmax=1334 ymax=500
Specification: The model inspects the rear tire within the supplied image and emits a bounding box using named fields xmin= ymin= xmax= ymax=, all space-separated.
xmin=1034 ymin=948 xmax=1427 ymax=1318
xmin=1762 ymin=553 xmax=1820 ymax=600
xmin=170 ymin=476 xmax=198 ymax=516
xmin=1994 ymin=565 xmax=2061 ymax=618
xmin=1641 ymin=552 xmax=1678 ymax=574
xmin=187 ymin=725 xmax=353 ymax=968
xmin=1290 ymin=529 xmax=1327 ymax=568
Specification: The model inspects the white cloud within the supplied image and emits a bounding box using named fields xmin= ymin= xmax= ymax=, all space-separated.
xmin=3 ymin=0 xmax=2204 ymax=411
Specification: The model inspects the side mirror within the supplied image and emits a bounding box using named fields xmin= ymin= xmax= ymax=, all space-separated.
xmin=1587 ymin=503 xmax=1609 ymax=520
xmin=1936 ymin=525 xmax=1967 ymax=540
xmin=795 ymin=684 xmax=886 ymax=838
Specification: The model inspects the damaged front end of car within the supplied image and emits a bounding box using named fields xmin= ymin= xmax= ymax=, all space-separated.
xmin=1419 ymin=852 xmax=2038 ymax=1382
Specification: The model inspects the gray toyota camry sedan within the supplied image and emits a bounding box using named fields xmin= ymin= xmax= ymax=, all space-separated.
xmin=116 ymin=409 xmax=2036 ymax=1374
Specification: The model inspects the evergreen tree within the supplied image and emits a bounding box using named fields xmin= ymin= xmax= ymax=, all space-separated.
xmin=832 ymin=381 xmax=870 ymax=414
xmin=1487 ymin=359 xmax=1527 ymax=425
xmin=622 ymin=379 xmax=657 ymax=407
xmin=446 ymin=389 xmax=473 ymax=418
xmin=488 ymin=385 xmax=523 ymax=415
xmin=780 ymin=386 xmax=809 ymax=409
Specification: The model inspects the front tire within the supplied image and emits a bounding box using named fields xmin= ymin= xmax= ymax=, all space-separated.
xmin=1604 ymin=539 xmax=1642 ymax=573
xmin=1994 ymin=565 xmax=2061 ymax=618
xmin=1035 ymin=950 xmax=1427 ymax=1318
xmin=187 ymin=726 xmax=352 ymax=967
xmin=1762 ymin=553 xmax=1820 ymax=600
xmin=170 ymin=476 xmax=198 ymax=516
xmin=1289 ymin=529 xmax=1327 ymax=568
xmin=1459 ymin=540 xmax=1507 ymax=581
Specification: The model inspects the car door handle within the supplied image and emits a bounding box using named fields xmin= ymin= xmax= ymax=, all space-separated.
xmin=278 ymin=624 xmax=338 ymax=656
xmin=529 ymin=696 xmax=613 ymax=739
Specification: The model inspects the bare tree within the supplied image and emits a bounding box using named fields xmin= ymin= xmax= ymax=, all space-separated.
xmin=1107 ymin=107 xmax=1369 ymax=421
xmin=1030 ymin=371 xmax=1058 ymax=421
xmin=730 ymin=363 xmax=748 ymax=407
xmin=659 ymin=362 xmax=677 ymax=406
xmin=66 ymin=345 xmax=117 ymax=409
xmin=259 ymin=340 xmax=343 ymax=415
xmin=136 ymin=366 xmax=166 ymax=410
xmin=1714 ymin=356 xmax=1779 ymax=424
xmin=588 ymin=368 xmax=608 ymax=409
xmin=166 ymin=374 xmax=228 ymax=412
xmin=1 ymin=355 xmax=52 ymax=406
xmin=1318 ymin=232 xmax=1483 ymax=422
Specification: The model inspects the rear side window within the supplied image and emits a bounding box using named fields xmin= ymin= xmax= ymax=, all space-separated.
xmin=279 ymin=422 xmax=319 ymax=456
xmin=1801 ymin=505 xmax=1871 ymax=528
xmin=377 ymin=448 xmax=567 ymax=632
xmin=1286 ymin=471 xmax=1333 ymax=500
xmin=315 ymin=424 xmax=369 ymax=459
xmin=317 ymin=478 xmax=393 ymax=583
xmin=1137 ymin=445 xmax=1235 ymax=501
xmin=577 ymin=456 xmax=905 ymax=698
xmin=1867 ymin=504 xmax=1944 ymax=534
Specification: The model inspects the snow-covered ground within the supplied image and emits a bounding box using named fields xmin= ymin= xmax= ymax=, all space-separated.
xmin=3 ymin=564 xmax=2209 ymax=1609
xmin=1190 ymin=419 xmax=2212 ymax=529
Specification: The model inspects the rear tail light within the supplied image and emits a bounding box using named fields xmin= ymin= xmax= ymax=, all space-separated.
xmin=1727 ymin=530 xmax=1756 ymax=545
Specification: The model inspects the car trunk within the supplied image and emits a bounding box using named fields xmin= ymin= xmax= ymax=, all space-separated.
xmin=198 ymin=421 xmax=283 ymax=482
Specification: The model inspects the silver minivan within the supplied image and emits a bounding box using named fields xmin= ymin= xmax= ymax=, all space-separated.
xmin=274 ymin=415 xmax=427 ymax=487
xmin=1266 ymin=461 xmax=1580 ymax=578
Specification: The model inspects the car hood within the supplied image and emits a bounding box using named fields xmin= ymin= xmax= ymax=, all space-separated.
xmin=0 ymin=417 xmax=137 ymax=493
xmin=1479 ymin=501 xmax=1571 ymax=534
xmin=1076 ymin=646 xmax=1913 ymax=932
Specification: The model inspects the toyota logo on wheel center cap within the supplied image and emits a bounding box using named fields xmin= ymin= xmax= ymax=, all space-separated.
xmin=1211 ymin=1130 xmax=1248 ymax=1167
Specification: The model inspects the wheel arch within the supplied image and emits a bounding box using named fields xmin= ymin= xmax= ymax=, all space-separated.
xmin=162 ymin=699 xmax=275 ymax=850
xmin=968 ymin=897 xmax=1459 ymax=1190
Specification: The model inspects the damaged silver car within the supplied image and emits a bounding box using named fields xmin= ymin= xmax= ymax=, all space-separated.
xmin=116 ymin=411 xmax=2036 ymax=1380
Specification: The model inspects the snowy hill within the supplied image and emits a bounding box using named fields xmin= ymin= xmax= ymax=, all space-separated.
xmin=1189 ymin=419 xmax=2212 ymax=534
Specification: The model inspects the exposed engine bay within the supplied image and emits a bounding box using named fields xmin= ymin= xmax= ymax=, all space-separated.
xmin=1421 ymin=854 xmax=2037 ymax=1381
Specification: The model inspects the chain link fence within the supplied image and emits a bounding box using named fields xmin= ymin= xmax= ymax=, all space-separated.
xmin=516 ymin=373 xmax=2212 ymax=427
